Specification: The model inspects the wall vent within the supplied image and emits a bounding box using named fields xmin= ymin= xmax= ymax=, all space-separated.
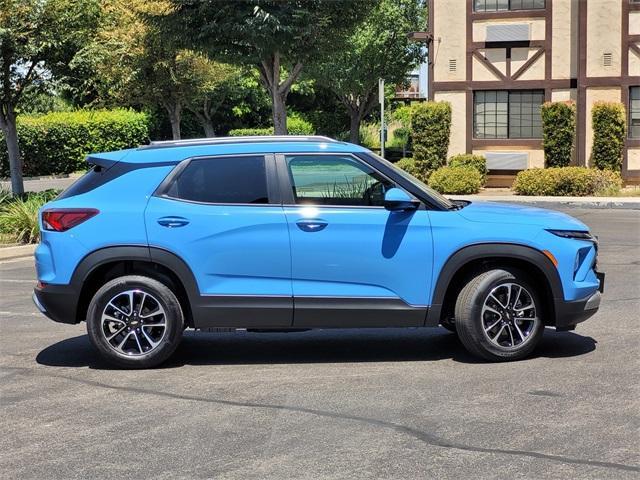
xmin=486 ymin=24 xmax=530 ymax=42
xmin=603 ymin=52 xmax=612 ymax=67
xmin=448 ymin=59 xmax=457 ymax=72
xmin=484 ymin=152 xmax=529 ymax=171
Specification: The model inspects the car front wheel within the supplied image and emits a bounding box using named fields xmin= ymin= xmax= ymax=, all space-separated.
xmin=455 ymin=269 xmax=544 ymax=361
xmin=86 ymin=275 xmax=184 ymax=368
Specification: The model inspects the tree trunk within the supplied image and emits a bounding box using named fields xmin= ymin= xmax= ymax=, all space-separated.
xmin=202 ymin=121 xmax=215 ymax=138
xmin=258 ymin=53 xmax=304 ymax=136
xmin=0 ymin=107 xmax=24 ymax=196
xmin=272 ymin=91 xmax=287 ymax=135
xmin=349 ymin=112 xmax=362 ymax=144
xmin=165 ymin=103 xmax=182 ymax=140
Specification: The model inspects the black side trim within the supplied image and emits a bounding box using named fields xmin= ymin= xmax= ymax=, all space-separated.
xmin=425 ymin=243 xmax=564 ymax=327
xmin=293 ymin=297 xmax=427 ymax=328
xmin=194 ymin=296 xmax=293 ymax=328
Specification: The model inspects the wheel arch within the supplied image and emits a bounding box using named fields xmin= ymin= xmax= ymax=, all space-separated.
xmin=72 ymin=246 xmax=199 ymax=326
xmin=426 ymin=243 xmax=564 ymax=327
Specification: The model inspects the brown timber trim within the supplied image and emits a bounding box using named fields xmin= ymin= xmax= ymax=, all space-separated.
xmin=630 ymin=43 xmax=640 ymax=57
xmin=470 ymin=10 xmax=546 ymax=21
xmin=466 ymin=0 xmax=473 ymax=152
xmin=469 ymin=40 xmax=545 ymax=50
xmin=576 ymin=0 xmax=587 ymax=167
xmin=472 ymin=50 xmax=508 ymax=81
xmin=427 ymin=0 xmax=434 ymax=101
xmin=631 ymin=3 xmax=640 ymax=12
xmin=512 ymin=47 xmax=545 ymax=80
xmin=472 ymin=139 xmax=542 ymax=148
xmin=433 ymin=79 xmax=575 ymax=90
xmin=630 ymin=35 xmax=640 ymax=43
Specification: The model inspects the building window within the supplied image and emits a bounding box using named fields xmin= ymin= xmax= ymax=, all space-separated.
xmin=474 ymin=0 xmax=545 ymax=12
xmin=474 ymin=90 xmax=544 ymax=139
xmin=630 ymin=87 xmax=640 ymax=139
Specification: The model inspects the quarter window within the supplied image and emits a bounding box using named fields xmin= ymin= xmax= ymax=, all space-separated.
xmin=285 ymin=155 xmax=394 ymax=207
xmin=474 ymin=90 xmax=544 ymax=139
xmin=165 ymin=156 xmax=269 ymax=204
xmin=630 ymin=87 xmax=640 ymax=139
xmin=474 ymin=0 xmax=544 ymax=11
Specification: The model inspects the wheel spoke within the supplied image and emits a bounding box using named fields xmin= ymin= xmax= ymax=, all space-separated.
xmin=132 ymin=331 xmax=143 ymax=354
xmin=107 ymin=301 xmax=129 ymax=317
xmin=107 ymin=325 xmax=128 ymax=341
xmin=489 ymin=293 xmax=507 ymax=309
xmin=484 ymin=318 xmax=502 ymax=332
xmin=115 ymin=331 xmax=132 ymax=353
xmin=103 ymin=314 xmax=126 ymax=325
xmin=507 ymin=324 xmax=515 ymax=346
xmin=140 ymin=308 xmax=161 ymax=319
xmin=511 ymin=285 xmax=522 ymax=309
xmin=492 ymin=325 xmax=506 ymax=342
xmin=141 ymin=329 xmax=160 ymax=348
xmin=127 ymin=291 xmax=134 ymax=315
xmin=137 ymin=292 xmax=147 ymax=316
xmin=514 ymin=322 xmax=526 ymax=342
xmin=483 ymin=305 xmax=502 ymax=317
xmin=513 ymin=303 xmax=534 ymax=312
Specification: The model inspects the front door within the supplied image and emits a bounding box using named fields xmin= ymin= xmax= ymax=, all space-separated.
xmin=278 ymin=153 xmax=433 ymax=328
xmin=145 ymin=154 xmax=292 ymax=328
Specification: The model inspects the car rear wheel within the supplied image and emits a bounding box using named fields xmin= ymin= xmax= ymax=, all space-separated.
xmin=455 ymin=269 xmax=544 ymax=361
xmin=87 ymin=275 xmax=184 ymax=368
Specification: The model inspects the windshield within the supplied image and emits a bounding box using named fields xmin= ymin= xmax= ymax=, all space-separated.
xmin=368 ymin=152 xmax=455 ymax=210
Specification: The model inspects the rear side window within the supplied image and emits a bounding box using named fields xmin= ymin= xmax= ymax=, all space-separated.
xmin=165 ymin=156 xmax=269 ymax=204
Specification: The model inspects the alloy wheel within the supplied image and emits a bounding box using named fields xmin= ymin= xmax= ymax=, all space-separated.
xmin=480 ymin=282 xmax=539 ymax=349
xmin=101 ymin=289 xmax=167 ymax=356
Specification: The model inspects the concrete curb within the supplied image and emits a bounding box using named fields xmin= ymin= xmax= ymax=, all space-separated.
xmin=448 ymin=195 xmax=640 ymax=210
xmin=0 ymin=244 xmax=35 ymax=261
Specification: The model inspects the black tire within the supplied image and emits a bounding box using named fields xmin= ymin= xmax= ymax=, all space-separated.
xmin=455 ymin=268 xmax=544 ymax=361
xmin=87 ymin=275 xmax=184 ymax=368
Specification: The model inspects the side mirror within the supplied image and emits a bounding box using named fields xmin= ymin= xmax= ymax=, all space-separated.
xmin=384 ymin=187 xmax=419 ymax=211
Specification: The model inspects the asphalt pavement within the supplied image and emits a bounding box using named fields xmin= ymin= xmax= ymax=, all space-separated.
xmin=0 ymin=207 xmax=638 ymax=479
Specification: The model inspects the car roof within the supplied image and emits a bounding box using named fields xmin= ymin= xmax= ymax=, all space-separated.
xmin=88 ymin=136 xmax=370 ymax=165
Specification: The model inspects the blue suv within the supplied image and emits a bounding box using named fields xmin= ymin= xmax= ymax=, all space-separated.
xmin=33 ymin=136 xmax=604 ymax=368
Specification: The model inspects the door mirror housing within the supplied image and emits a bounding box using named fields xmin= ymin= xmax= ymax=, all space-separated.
xmin=384 ymin=187 xmax=420 ymax=211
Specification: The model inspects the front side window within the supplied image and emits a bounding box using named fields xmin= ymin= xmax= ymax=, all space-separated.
xmin=285 ymin=155 xmax=394 ymax=207
xmin=474 ymin=89 xmax=544 ymax=139
xmin=474 ymin=0 xmax=544 ymax=11
xmin=630 ymin=87 xmax=640 ymax=139
xmin=166 ymin=155 xmax=269 ymax=204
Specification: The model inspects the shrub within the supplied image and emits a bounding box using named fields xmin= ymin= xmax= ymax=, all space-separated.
xmin=591 ymin=102 xmax=626 ymax=171
xmin=395 ymin=157 xmax=421 ymax=178
xmin=512 ymin=167 xmax=622 ymax=196
xmin=228 ymin=114 xmax=315 ymax=137
xmin=359 ymin=122 xmax=380 ymax=148
xmin=428 ymin=166 xmax=482 ymax=194
xmin=0 ymin=190 xmax=60 ymax=244
xmin=0 ymin=110 xmax=150 ymax=177
xmin=541 ymin=101 xmax=576 ymax=168
xmin=448 ymin=154 xmax=487 ymax=185
xmin=411 ymin=102 xmax=451 ymax=178
xmin=228 ymin=127 xmax=274 ymax=136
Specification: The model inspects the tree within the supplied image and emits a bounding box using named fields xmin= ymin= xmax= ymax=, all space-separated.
xmin=0 ymin=0 xmax=99 ymax=195
xmin=162 ymin=0 xmax=372 ymax=134
xmin=311 ymin=0 xmax=426 ymax=144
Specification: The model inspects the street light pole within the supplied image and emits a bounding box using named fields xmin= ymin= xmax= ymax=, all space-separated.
xmin=379 ymin=78 xmax=385 ymax=159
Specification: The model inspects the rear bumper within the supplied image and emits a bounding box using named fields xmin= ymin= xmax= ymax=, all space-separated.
xmin=33 ymin=284 xmax=80 ymax=324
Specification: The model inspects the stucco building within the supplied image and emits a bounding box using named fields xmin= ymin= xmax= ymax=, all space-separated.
xmin=427 ymin=0 xmax=640 ymax=185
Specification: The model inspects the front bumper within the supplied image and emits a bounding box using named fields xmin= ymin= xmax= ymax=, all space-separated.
xmin=33 ymin=283 xmax=80 ymax=324
xmin=555 ymin=289 xmax=602 ymax=331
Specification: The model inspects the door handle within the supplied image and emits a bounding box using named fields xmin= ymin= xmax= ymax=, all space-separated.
xmin=157 ymin=216 xmax=189 ymax=228
xmin=296 ymin=219 xmax=328 ymax=232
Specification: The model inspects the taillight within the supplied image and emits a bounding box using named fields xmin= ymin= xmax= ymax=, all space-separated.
xmin=42 ymin=209 xmax=99 ymax=232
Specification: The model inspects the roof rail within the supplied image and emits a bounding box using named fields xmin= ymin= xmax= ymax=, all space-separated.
xmin=139 ymin=135 xmax=341 ymax=150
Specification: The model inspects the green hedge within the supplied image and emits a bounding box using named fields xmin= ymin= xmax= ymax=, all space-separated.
xmin=228 ymin=115 xmax=315 ymax=137
xmin=428 ymin=166 xmax=482 ymax=194
xmin=448 ymin=154 xmax=487 ymax=185
xmin=0 ymin=110 xmax=150 ymax=178
xmin=541 ymin=101 xmax=576 ymax=168
xmin=410 ymin=101 xmax=451 ymax=177
xmin=512 ymin=167 xmax=622 ymax=196
xmin=591 ymin=102 xmax=626 ymax=171
xmin=394 ymin=157 xmax=421 ymax=179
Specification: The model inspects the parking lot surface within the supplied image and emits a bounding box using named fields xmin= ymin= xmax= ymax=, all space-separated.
xmin=1 ymin=207 xmax=638 ymax=480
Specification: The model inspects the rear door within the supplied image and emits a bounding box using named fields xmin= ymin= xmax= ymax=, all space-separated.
xmin=145 ymin=154 xmax=292 ymax=328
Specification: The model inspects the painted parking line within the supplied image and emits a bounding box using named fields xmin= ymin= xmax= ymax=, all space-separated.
xmin=0 ymin=279 xmax=35 ymax=283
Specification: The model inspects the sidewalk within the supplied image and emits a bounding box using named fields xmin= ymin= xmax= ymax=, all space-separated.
xmin=448 ymin=191 xmax=640 ymax=209
xmin=0 ymin=174 xmax=78 ymax=193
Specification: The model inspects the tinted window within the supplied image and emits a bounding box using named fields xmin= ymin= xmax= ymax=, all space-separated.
xmin=166 ymin=156 xmax=269 ymax=204
xmin=630 ymin=87 xmax=640 ymax=139
xmin=286 ymin=155 xmax=394 ymax=206
xmin=474 ymin=90 xmax=543 ymax=139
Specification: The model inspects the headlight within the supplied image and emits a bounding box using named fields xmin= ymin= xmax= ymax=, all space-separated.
xmin=546 ymin=229 xmax=597 ymax=244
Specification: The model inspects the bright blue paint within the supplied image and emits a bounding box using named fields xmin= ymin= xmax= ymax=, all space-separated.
xmin=37 ymin=138 xmax=601 ymax=310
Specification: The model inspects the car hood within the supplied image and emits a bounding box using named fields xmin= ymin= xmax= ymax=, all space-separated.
xmin=457 ymin=201 xmax=589 ymax=230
